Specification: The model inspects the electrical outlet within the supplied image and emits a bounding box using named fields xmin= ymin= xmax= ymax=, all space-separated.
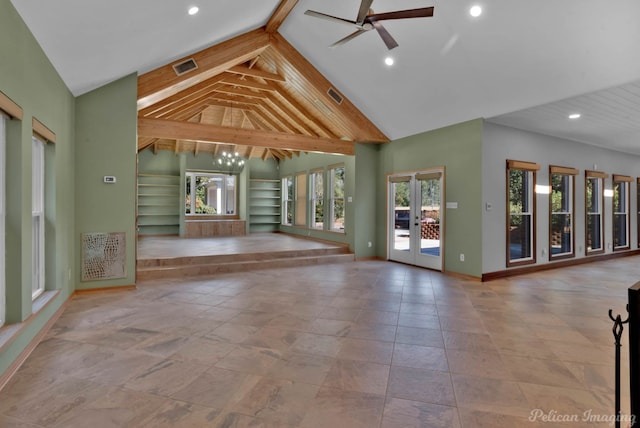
xmin=367 ymin=241 xmax=372 ymax=248
xmin=459 ymin=253 xmax=464 ymax=262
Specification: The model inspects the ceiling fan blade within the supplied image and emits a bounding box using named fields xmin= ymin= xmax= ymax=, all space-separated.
xmin=356 ymin=0 xmax=374 ymax=25
xmin=329 ymin=30 xmax=368 ymax=48
xmin=371 ymin=21 xmax=399 ymax=50
xmin=367 ymin=7 xmax=435 ymax=22
xmin=304 ymin=10 xmax=359 ymax=28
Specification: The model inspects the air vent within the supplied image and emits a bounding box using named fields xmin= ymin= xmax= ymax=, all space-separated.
xmin=172 ymin=58 xmax=198 ymax=76
xmin=327 ymin=87 xmax=343 ymax=105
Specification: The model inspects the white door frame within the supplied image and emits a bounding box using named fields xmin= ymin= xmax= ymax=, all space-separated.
xmin=387 ymin=167 xmax=445 ymax=271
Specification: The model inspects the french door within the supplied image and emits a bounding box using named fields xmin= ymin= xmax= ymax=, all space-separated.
xmin=388 ymin=169 xmax=444 ymax=271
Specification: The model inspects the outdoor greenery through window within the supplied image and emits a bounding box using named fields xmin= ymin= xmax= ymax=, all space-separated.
xmin=507 ymin=160 xmax=539 ymax=266
xmin=311 ymin=170 xmax=323 ymax=229
xmin=585 ymin=171 xmax=606 ymax=254
xmin=613 ymin=174 xmax=631 ymax=250
xmin=185 ymin=172 xmax=236 ymax=215
xmin=329 ymin=165 xmax=345 ymax=232
xmin=549 ymin=166 xmax=577 ymax=259
xmin=282 ymin=176 xmax=293 ymax=226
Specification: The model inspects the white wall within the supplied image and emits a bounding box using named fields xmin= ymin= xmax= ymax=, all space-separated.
xmin=482 ymin=121 xmax=640 ymax=274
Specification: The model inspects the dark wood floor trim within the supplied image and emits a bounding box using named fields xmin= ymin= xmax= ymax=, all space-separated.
xmin=482 ymin=249 xmax=640 ymax=281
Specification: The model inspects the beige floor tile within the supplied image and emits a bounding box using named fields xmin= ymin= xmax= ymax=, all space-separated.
xmin=124 ymin=359 xmax=210 ymax=396
xmin=451 ymin=374 xmax=530 ymax=417
xmin=2 ymin=240 xmax=638 ymax=428
xmin=290 ymin=332 xmax=345 ymax=358
xmin=267 ymin=352 xmax=335 ymax=385
xmin=396 ymin=326 xmax=444 ymax=347
xmin=322 ymin=359 xmax=390 ymax=395
xmin=336 ymin=337 xmax=394 ymax=364
xmin=392 ymin=343 xmax=449 ymax=372
xmin=446 ymin=348 xmax=514 ymax=380
xmin=230 ymin=377 xmax=319 ymax=426
xmin=215 ymin=345 xmax=283 ymax=375
xmin=167 ymin=336 xmax=237 ymax=365
xmin=387 ymin=366 xmax=456 ymax=406
xmin=382 ymin=397 xmax=461 ymax=428
xmin=138 ymin=401 xmax=221 ymax=428
xmin=171 ymin=366 xmax=260 ymax=408
xmin=300 ymin=386 xmax=385 ymax=428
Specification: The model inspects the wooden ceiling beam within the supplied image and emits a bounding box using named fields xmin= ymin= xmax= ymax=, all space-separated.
xmin=265 ymin=81 xmax=337 ymax=138
xmin=214 ymin=85 xmax=269 ymax=99
xmin=226 ymin=65 xmax=285 ymax=82
xmin=266 ymin=0 xmax=299 ymax=33
xmin=138 ymin=117 xmax=355 ymax=155
xmin=137 ymin=137 xmax=159 ymax=152
xmin=139 ymin=75 xmax=227 ymax=116
xmin=261 ymin=95 xmax=316 ymax=136
xmin=138 ymin=28 xmax=271 ymax=109
xmin=268 ymin=33 xmax=388 ymax=143
xmin=255 ymin=101 xmax=297 ymax=134
xmin=221 ymin=75 xmax=275 ymax=92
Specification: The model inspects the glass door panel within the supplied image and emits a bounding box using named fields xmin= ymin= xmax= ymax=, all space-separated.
xmin=388 ymin=169 xmax=444 ymax=271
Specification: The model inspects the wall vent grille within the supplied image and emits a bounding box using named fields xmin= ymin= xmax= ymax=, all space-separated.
xmin=327 ymin=87 xmax=343 ymax=105
xmin=172 ymin=58 xmax=198 ymax=76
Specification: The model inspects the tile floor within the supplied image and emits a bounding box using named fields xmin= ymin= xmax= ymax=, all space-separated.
xmin=1 ymin=254 xmax=639 ymax=427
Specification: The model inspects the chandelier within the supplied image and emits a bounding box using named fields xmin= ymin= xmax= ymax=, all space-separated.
xmin=213 ymin=151 xmax=246 ymax=175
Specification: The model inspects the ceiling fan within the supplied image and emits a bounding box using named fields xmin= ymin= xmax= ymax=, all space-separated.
xmin=304 ymin=0 xmax=434 ymax=50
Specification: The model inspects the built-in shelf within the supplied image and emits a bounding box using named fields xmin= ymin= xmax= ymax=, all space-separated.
xmin=137 ymin=173 xmax=181 ymax=235
xmin=249 ymin=179 xmax=281 ymax=233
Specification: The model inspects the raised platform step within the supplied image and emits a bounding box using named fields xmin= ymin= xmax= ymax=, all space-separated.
xmin=136 ymin=246 xmax=354 ymax=280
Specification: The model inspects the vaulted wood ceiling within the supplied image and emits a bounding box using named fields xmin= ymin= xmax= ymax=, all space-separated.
xmin=137 ymin=1 xmax=388 ymax=161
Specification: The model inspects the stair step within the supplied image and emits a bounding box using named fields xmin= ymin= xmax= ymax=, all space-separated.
xmin=137 ymin=253 xmax=355 ymax=280
xmin=137 ymin=246 xmax=348 ymax=268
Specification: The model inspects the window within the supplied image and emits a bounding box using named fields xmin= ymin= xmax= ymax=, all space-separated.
xmin=282 ymin=176 xmax=293 ymax=226
xmin=0 ymin=114 xmax=5 ymax=326
xmin=329 ymin=165 xmax=345 ymax=232
xmin=310 ymin=170 xmax=323 ymax=229
xmin=549 ymin=166 xmax=577 ymax=259
xmin=32 ymin=136 xmax=45 ymax=300
xmin=185 ymin=172 xmax=236 ymax=216
xmin=295 ymin=173 xmax=306 ymax=226
xmin=585 ymin=171 xmax=606 ymax=254
xmin=613 ymin=174 xmax=632 ymax=250
xmin=506 ymin=160 xmax=539 ymax=266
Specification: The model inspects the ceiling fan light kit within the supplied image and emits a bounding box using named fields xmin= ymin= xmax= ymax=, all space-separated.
xmin=305 ymin=0 xmax=434 ymax=50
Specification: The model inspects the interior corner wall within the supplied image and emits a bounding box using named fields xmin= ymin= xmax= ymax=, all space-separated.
xmin=0 ymin=0 xmax=76 ymax=377
xmin=354 ymin=143 xmax=380 ymax=258
xmin=481 ymin=121 xmax=640 ymax=274
xmin=377 ymin=119 xmax=484 ymax=277
xmin=277 ymin=152 xmax=355 ymax=250
xmin=74 ymin=74 xmax=138 ymax=290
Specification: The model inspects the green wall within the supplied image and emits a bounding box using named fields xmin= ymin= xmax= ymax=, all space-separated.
xmin=354 ymin=143 xmax=380 ymax=258
xmin=378 ymin=119 xmax=484 ymax=277
xmin=74 ymin=74 xmax=138 ymax=289
xmin=0 ymin=0 xmax=76 ymax=375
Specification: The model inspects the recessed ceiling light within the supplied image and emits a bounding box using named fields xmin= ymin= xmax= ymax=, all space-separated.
xmin=470 ymin=5 xmax=482 ymax=17
xmin=568 ymin=113 xmax=581 ymax=119
xmin=385 ymin=56 xmax=394 ymax=66
xmin=188 ymin=6 xmax=199 ymax=15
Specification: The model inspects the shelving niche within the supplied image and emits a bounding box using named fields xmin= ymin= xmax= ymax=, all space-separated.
xmin=249 ymin=179 xmax=281 ymax=233
xmin=137 ymin=173 xmax=180 ymax=235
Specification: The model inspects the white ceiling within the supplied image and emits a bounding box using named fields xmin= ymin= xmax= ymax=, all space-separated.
xmin=10 ymin=0 xmax=640 ymax=153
